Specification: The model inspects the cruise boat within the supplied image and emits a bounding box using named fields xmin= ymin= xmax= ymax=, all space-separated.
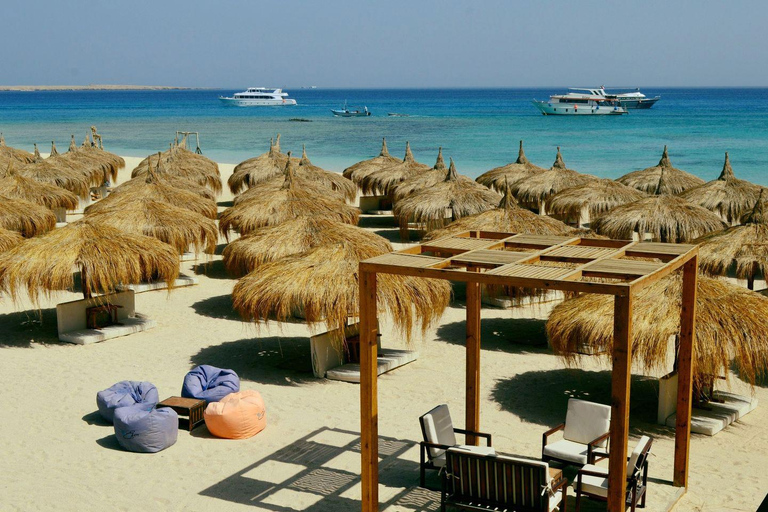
xmin=532 ymin=88 xmax=628 ymax=115
xmin=219 ymin=88 xmax=297 ymax=106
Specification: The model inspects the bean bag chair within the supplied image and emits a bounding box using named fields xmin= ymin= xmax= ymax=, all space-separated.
xmin=204 ymin=390 xmax=266 ymax=439
xmin=181 ymin=365 xmax=240 ymax=404
xmin=113 ymin=404 xmax=178 ymax=453
xmin=96 ymin=381 xmax=159 ymax=424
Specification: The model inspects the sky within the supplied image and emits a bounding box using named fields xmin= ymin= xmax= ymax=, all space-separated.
xmin=1 ymin=0 xmax=766 ymax=88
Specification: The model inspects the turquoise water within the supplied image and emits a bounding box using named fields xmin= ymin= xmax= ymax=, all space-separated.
xmin=1 ymin=88 xmax=767 ymax=184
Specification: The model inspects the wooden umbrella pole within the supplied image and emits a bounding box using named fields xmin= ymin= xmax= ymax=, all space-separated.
xmin=81 ymin=267 xmax=92 ymax=299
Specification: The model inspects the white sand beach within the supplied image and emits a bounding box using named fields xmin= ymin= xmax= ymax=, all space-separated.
xmin=1 ymin=156 xmax=766 ymax=512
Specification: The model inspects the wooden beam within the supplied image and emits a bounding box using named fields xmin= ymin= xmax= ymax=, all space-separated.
xmin=675 ymin=257 xmax=698 ymax=488
xmin=465 ymin=280 xmax=481 ymax=445
xmin=359 ymin=270 xmax=379 ymax=512
xmin=608 ymin=294 xmax=633 ymax=511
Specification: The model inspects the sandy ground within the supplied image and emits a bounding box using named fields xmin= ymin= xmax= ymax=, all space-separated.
xmin=1 ymin=156 xmax=766 ymax=512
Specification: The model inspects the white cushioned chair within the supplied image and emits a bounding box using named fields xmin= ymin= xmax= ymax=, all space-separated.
xmin=419 ymin=404 xmax=494 ymax=487
xmin=542 ymin=398 xmax=611 ymax=466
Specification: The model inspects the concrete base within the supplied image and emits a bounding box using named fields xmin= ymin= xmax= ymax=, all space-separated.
xmin=56 ymin=290 xmax=155 ymax=344
xmin=325 ymin=349 xmax=419 ymax=383
xmin=664 ymin=390 xmax=758 ymax=436
xmin=117 ymin=274 xmax=198 ymax=293
xmin=59 ymin=315 xmax=156 ymax=345
xmin=55 ymin=222 xmax=68 ymax=228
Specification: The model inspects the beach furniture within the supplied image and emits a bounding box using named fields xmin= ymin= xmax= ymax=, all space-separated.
xmin=96 ymin=380 xmax=159 ymax=424
xmin=181 ymin=365 xmax=240 ymax=403
xmin=574 ymin=436 xmax=652 ymax=512
xmin=542 ymin=398 xmax=611 ymax=467
xmin=157 ymin=396 xmax=206 ymax=431
xmin=113 ymin=404 xmax=178 ymax=453
xmin=56 ymin=291 xmax=156 ymax=345
xmin=204 ymin=390 xmax=266 ymax=440
xmin=442 ymin=448 xmax=568 ymax=512
xmin=418 ymin=404 xmax=494 ymax=488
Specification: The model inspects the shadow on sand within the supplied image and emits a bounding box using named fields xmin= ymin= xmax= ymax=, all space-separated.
xmin=0 ymin=307 xmax=66 ymax=348
xmin=191 ymin=294 xmax=239 ymax=321
xmin=82 ymin=411 xmax=111 ymax=427
xmin=192 ymin=259 xmax=233 ymax=280
xmin=436 ymin=317 xmax=549 ymax=353
xmin=95 ymin=434 xmax=123 ymax=451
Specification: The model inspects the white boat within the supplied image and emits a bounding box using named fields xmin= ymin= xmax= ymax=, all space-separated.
xmin=610 ymin=89 xmax=660 ymax=109
xmin=533 ymin=88 xmax=628 ymax=115
xmin=219 ymin=88 xmax=297 ymax=106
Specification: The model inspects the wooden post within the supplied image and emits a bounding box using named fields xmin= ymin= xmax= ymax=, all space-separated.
xmin=608 ymin=294 xmax=633 ymax=512
xmin=465 ymin=280 xmax=481 ymax=445
xmin=675 ymin=257 xmax=698 ymax=487
xmin=359 ymin=270 xmax=379 ymax=512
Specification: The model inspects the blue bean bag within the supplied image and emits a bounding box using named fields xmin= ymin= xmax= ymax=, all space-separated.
xmin=96 ymin=381 xmax=159 ymax=424
xmin=113 ymin=404 xmax=178 ymax=453
xmin=181 ymin=365 xmax=240 ymax=403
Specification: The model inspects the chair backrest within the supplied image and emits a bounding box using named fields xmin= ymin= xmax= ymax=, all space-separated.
xmin=444 ymin=449 xmax=551 ymax=511
xmin=419 ymin=404 xmax=457 ymax=460
xmin=563 ymin=398 xmax=611 ymax=447
xmin=627 ymin=435 xmax=652 ymax=477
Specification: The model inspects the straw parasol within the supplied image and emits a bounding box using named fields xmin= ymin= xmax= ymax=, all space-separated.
xmin=547 ymin=178 xmax=648 ymax=225
xmin=222 ymin=217 xmax=392 ymax=276
xmin=18 ymin=144 xmax=91 ymax=198
xmin=358 ymin=142 xmax=432 ymax=196
xmin=0 ymin=195 xmax=57 ymax=237
xmin=391 ymin=147 xmax=447 ymax=202
xmin=510 ymin=147 xmax=597 ymax=212
xmin=85 ymin=198 xmax=218 ymax=255
xmin=295 ymin=146 xmax=357 ymax=202
xmin=591 ymin=169 xmax=726 ymax=242
xmin=132 ymin=139 xmax=222 ymax=194
xmin=0 ymin=162 xmax=79 ymax=211
xmin=228 ymin=137 xmax=292 ymax=194
xmin=678 ymin=152 xmax=763 ymax=224
xmin=342 ymin=138 xmax=402 ymax=184
xmin=111 ymin=158 xmax=217 ymax=201
xmin=0 ymin=133 xmax=35 ymax=164
xmin=617 ymin=146 xmax=704 ymax=194
xmin=475 ymin=140 xmax=546 ymax=193
xmin=60 ymin=132 xmax=125 ymax=186
xmin=0 ymin=218 xmax=179 ymax=302
xmin=232 ymin=241 xmax=451 ymax=338
xmin=546 ymin=273 xmax=768 ymax=386
xmin=0 ymin=228 xmax=24 ymax=252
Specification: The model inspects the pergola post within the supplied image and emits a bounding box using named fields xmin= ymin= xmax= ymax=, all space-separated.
xmin=674 ymin=256 xmax=698 ymax=487
xmin=465 ymin=280 xmax=482 ymax=445
xmin=608 ymin=293 xmax=633 ymax=511
xmin=359 ymin=270 xmax=379 ymax=512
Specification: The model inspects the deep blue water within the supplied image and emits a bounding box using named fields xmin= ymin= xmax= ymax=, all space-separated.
xmin=1 ymin=88 xmax=767 ymax=185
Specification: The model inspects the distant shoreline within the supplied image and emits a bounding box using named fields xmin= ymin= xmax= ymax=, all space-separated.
xmin=0 ymin=85 xmax=197 ymax=91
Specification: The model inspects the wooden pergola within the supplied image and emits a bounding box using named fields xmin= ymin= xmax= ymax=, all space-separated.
xmin=358 ymin=231 xmax=699 ymax=512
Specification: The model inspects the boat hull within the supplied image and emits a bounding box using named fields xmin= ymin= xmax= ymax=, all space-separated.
xmin=532 ymin=100 xmax=627 ymax=115
xmin=617 ymin=97 xmax=660 ymax=109
xmin=331 ymin=110 xmax=371 ymax=117
xmin=219 ymin=97 xmax=297 ymax=106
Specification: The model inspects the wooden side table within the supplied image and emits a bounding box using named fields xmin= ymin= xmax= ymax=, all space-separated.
xmin=157 ymin=396 xmax=206 ymax=431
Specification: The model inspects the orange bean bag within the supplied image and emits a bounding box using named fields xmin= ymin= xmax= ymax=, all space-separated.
xmin=204 ymin=390 xmax=266 ymax=439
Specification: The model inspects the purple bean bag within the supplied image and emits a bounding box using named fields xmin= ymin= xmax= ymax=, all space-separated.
xmin=181 ymin=365 xmax=240 ymax=403
xmin=96 ymin=381 xmax=159 ymax=424
xmin=113 ymin=404 xmax=178 ymax=453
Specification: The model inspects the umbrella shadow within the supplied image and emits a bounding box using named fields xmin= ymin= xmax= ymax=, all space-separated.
xmin=214 ymin=243 xmax=228 ymax=255
xmin=0 ymin=307 xmax=66 ymax=348
xmin=192 ymin=259 xmax=233 ymax=280
xmin=217 ymin=200 xmax=233 ymax=208
xmin=357 ymin=215 xmax=396 ymax=229
xmin=192 ymin=294 xmax=240 ymax=321
xmin=190 ymin=336 xmax=321 ymax=386
xmin=436 ymin=317 xmax=550 ymax=353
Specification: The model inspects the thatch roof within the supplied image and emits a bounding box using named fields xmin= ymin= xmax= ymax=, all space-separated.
xmin=222 ymin=217 xmax=392 ymax=276
xmin=547 ymin=178 xmax=648 ymax=221
xmin=342 ymin=138 xmax=403 ymax=184
xmin=18 ymin=144 xmax=91 ymax=198
xmin=510 ymin=147 xmax=597 ymax=209
xmin=295 ymin=146 xmax=356 ymax=202
xmin=547 ymin=273 xmax=768 ymax=386
xmin=475 ymin=140 xmax=546 ymax=193
xmin=133 ymin=142 xmax=221 ymax=194
xmin=112 ymin=168 xmax=216 ymax=201
xmin=0 ymin=195 xmax=57 ymax=237
xmin=678 ymin=153 xmax=763 ymax=224
xmin=61 ymin=132 xmax=125 ymax=186
xmin=0 ymin=134 xmax=35 ymax=164
xmin=0 ymin=218 xmax=180 ymax=302
xmin=0 ymin=228 xmax=23 ymax=252
xmin=617 ymin=146 xmax=704 ymax=194
xmin=232 ymin=241 xmax=451 ymax=338
xmin=228 ymin=137 xmax=293 ymax=194
xmin=358 ymin=142 xmax=432 ymax=195
xmin=0 ymin=162 xmax=79 ymax=210
xmin=391 ymin=148 xmax=447 ymax=202
xmin=85 ymin=198 xmax=218 ymax=254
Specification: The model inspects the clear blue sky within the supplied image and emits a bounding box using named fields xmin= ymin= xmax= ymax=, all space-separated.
xmin=2 ymin=0 xmax=766 ymax=88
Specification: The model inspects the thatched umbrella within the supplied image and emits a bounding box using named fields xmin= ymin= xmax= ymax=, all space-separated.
xmin=342 ymin=138 xmax=402 ymax=185
xmin=18 ymin=144 xmax=91 ymax=198
xmin=295 ymin=146 xmax=356 ymax=202
xmin=678 ymin=152 xmax=763 ymax=224
xmin=391 ymin=147 xmax=447 ymax=202
xmin=0 ymin=218 xmax=179 ymax=302
xmin=591 ymin=169 xmax=726 ymax=242
xmin=86 ymin=198 xmax=218 ymax=255
xmin=547 ymin=273 xmax=768 ymax=387
xmin=111 ymin=157 xmax=217 ymax=201
xmin=132 ymin=140 xmax=222 ymax=194
xmin=475 ymin=140 xmax=546 ymax=193
xmin=0 ymin=134 xmax=35 ymax=164
xmin=222 ymin=217 xmax=392 ymax=276
xmin=547 ymin=178 xmax=648 ymax=225
xmin=232 ymin=241 xmax=451 ymax=338
xmin=219 ymin=165 xmax=360 ymax=239
xmin=0 ymin=162 xmax=79 ymax=211
xmin=617 ymin=146 xmax=704 ymax=194
xmin=228 ymin=137 xmax=292 ymax=194
xmin=0 ymin=228 xmax=24 ymax=252
xmin=59 ymin=133 xmax=124 ymax=187
xmin=0 ymin=196 xmax=57 ymax=237
xmin=358 ymin=142 xmax=432 ymax=196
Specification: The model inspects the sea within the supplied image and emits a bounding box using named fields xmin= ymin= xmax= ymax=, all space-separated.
xmin=1 ymin=88 xmax=767 ymax=185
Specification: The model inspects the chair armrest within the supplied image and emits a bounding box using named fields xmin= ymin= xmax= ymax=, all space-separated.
xmin=587 ymin=431 xmax=610 ymax=464
xmin=453 ymin=428 xmax=492 ymax=447
xmin=551 ymin=476 xmax=568 ymax=492
xmin=577 ymin=468 xmax=610 ymax=479
xmin=420 ymin=440 xmax=453 ymax=452
xmin=542 ymin=423 xmax=565 ymax=450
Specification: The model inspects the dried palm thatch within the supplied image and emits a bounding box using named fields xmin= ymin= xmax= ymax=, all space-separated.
xmin=61 ymin=133 xmax=125 ymax=186
xmin=0 ymin=133 xmax=35 ymax=164
xmin=678 ymin=152 xmax=762 ymax=224
xmin=547 ymin=273 xmax=768 ymax=386
xmin=617 ymin=146 xmax=704 ymax=194
xmin=342 ymin=138 xmax=403 ymax=184
xmin=232 ymin=241 xmax=451 ymax=339
xmin=112 ymin=171 xmax=216 ymax=201
xmin=133 ymin=142 xmax=221 ymax=194
xmin=0 ymin=162 xmax=79 ymax=210
xmin=18 ymin=144 xmax=91 ymax=198
xmin=86 ymin=198 xmax=218 ymax=254
xmin=547 ymin=178 xmax=648 ymax=222
xmin=358 ymin=142 xmax=432 ymax=195
xmin=0 ymin=195 xmax=57 ymax=237
xmin=228 ymin=137 xmax=292 ymax=194
xmin=0 ymin=228 xmax=24 ymax=252
xmin=222 ymin=217 xmax=392 ymax=276
xmin=0 ymin=218 xmax=179 ymax=302
xmin=475 ymin=140 xmax=546 ymax=193
xmin=295 ymin=146 xmax=356 ymax=202
xmin=391 ymin=147 xmax=447 ymax=202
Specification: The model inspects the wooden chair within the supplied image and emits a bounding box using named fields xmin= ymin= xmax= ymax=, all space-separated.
xmin=542 ymin=398 xmax=611 ymax=467
xmin=419 ymin=404 xmax=493 ymax=487
xmin=442 ymin=448 xmax=568 ymax=512
xmin=574 ymin=435 xmax=653 ymax=512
